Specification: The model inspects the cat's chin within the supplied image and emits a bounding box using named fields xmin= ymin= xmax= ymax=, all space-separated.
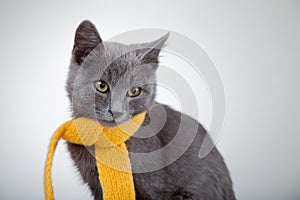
xmin=97 ymin=119 xmax=118 ymax=127
xmin=97 ymin=117 xmax=131 ymax=128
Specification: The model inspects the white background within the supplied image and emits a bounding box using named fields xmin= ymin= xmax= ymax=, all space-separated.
xmin=0 ymin=1 xmax=299 ymax=199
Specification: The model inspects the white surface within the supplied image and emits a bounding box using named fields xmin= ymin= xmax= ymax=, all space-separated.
xmin=0 ymin=1 xmax=299 ymax=199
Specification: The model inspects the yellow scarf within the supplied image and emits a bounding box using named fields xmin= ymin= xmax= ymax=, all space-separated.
xmin=44 ymin=112 xmax=146 ymax=200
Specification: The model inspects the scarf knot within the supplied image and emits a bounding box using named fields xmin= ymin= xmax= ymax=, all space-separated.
xmin=44 ymin=112 xmax=146 ymax=200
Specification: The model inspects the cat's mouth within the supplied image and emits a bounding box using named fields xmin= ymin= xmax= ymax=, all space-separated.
xmin=95 ymin=113 xmax=121 ymax=127
xmin=95 ymin=109 xmax=128 ymax=127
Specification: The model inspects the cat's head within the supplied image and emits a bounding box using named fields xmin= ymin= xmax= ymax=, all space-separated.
xmin=66 ymin=20 xmax=168 ymax=127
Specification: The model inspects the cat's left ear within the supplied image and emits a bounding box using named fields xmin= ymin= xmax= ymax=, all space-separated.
xmin=72 ymin=20 xmax=102 ymax=65
xmin=137 ymin=33 xmax=169 ymax=66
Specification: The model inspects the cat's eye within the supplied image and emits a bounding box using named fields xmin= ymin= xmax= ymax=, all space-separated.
xmin=127 ymin=87 xmax=141 ymax=97
xmin=95 ymin=80 xmax=109 ymax=93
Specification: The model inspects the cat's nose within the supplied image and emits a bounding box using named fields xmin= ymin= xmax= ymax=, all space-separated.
xmin=108 ymin=110 xmax=123 ymax=119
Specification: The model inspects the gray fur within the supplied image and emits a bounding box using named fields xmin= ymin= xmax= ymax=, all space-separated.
xmin=66 ymin=20 xmax=235 ymax=200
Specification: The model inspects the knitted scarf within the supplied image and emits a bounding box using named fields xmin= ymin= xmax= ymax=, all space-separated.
xmin=44 ymin=112 xmax=146 ymax=200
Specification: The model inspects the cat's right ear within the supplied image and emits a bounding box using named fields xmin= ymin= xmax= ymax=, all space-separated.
xmin=72 ymin=20 xmax=102 ymax=65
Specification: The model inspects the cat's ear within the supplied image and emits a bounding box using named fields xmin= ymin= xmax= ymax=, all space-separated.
xmin=72 ymin=20 xmax=102 ymax=65
xmin=137 ymin=33 xmax=169 ymax=65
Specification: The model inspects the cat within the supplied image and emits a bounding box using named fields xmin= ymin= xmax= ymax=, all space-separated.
xmin=66 ymin=20 xmax=236 ymax=200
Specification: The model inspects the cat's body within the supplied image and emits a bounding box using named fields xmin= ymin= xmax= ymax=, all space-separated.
xmin=66 ymin=20 xmax=235 ymax=200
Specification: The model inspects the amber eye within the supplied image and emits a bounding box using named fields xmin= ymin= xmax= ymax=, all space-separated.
xmin=127 ymin=87 xmax=141 ymax=97
xmin=95 ymin=80 xmax=109 ymax=93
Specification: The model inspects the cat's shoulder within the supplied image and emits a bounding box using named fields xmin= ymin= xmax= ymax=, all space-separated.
xmin=152 ymin=102 xmax=207 ymax=133
xmin=145 ymin=102 xmax=208 ymax=145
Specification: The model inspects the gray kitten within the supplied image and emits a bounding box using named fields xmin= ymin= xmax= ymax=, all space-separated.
xmin=66 ymin=20 xmax=236 ymax=200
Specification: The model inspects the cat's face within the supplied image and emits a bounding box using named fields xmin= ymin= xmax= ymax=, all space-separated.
xmin=66 ymin=20 xmax=168 ymax=127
